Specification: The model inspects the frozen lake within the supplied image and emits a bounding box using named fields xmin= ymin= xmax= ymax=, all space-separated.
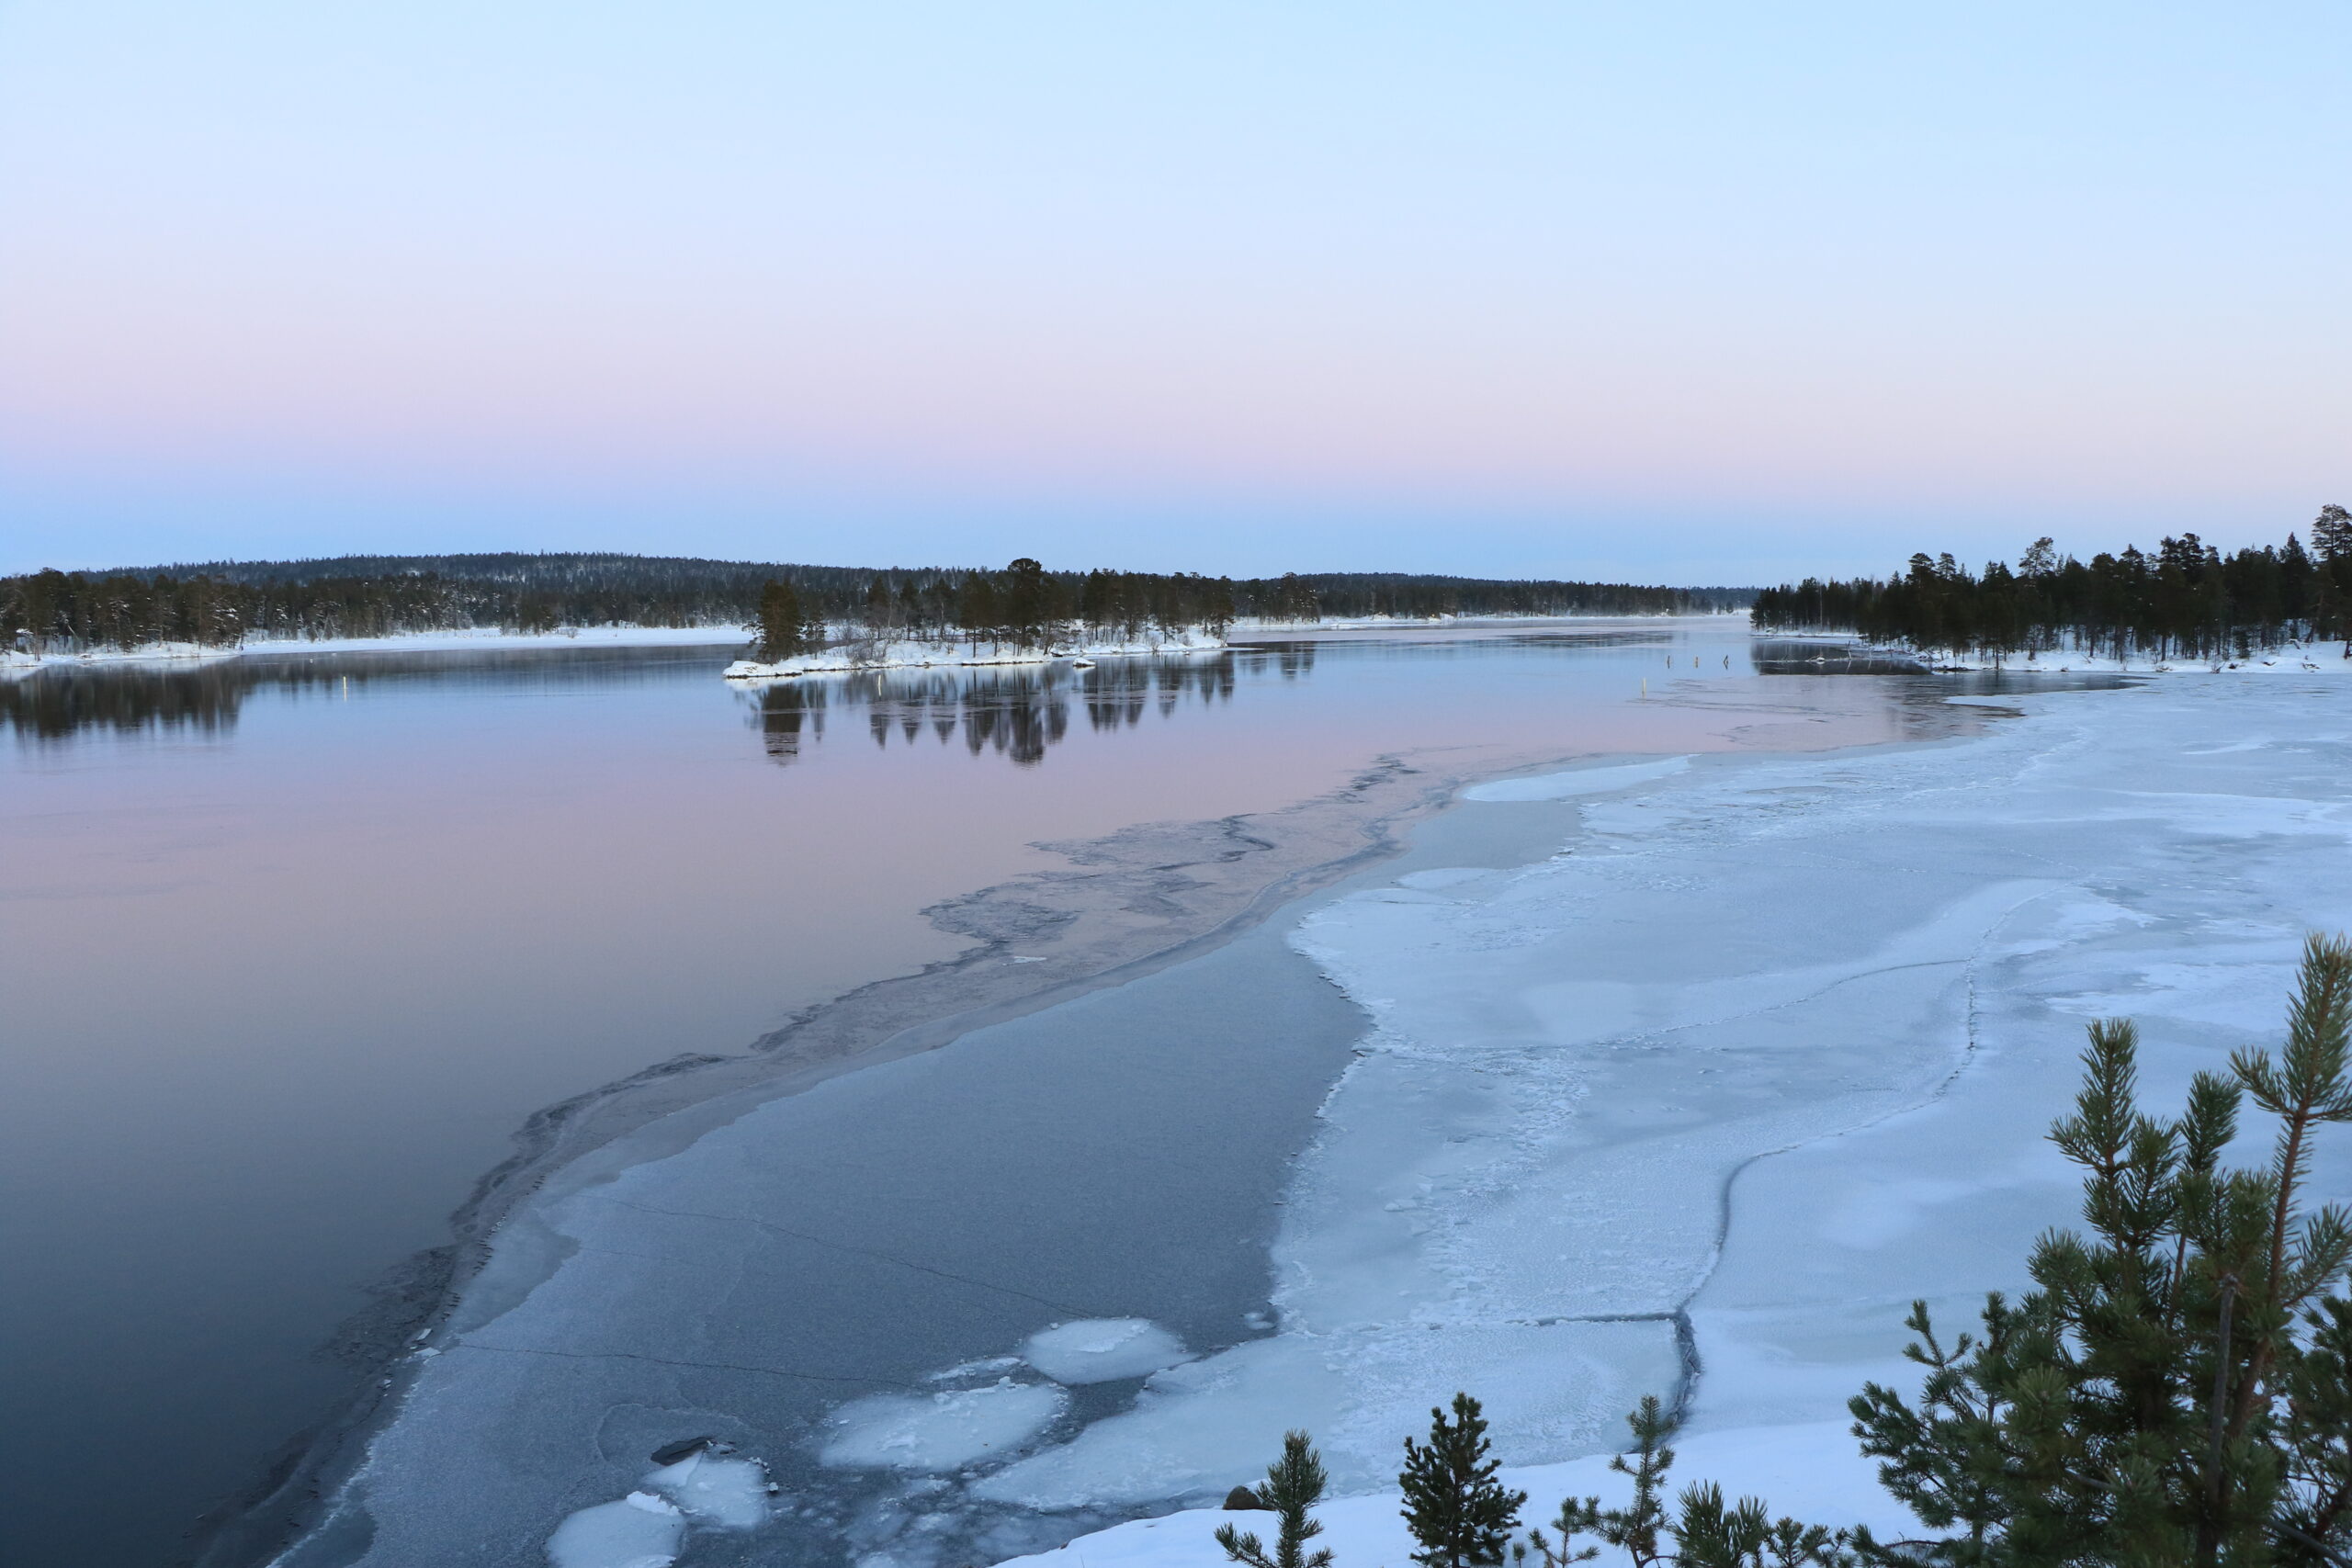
xmin=1 ymin=623 xmax=2033 ymax=1567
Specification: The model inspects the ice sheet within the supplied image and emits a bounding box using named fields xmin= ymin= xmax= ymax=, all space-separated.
xmin=995 ymin=676 xmax=2352 ymax=1552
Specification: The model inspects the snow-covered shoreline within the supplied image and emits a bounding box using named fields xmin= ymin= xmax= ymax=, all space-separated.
xmin=0 ymin=612 xmax=1730 ymax=679
xmin=992 ymin=675 xmax=2352 ymax=1567
xmin=719 ymin=613 xmax=1748 ymax=679
xmin=0 ymin=624 xmax=756 ymax=672
xmin=1792 ymin=631 xmax=2352 ymax=676
xmin=719 ymin=628 xmax=1228 ymax=680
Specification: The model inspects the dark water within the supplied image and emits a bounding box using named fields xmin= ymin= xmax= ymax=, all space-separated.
xmin=0 ymin=625 xmax=2077 ymax=1566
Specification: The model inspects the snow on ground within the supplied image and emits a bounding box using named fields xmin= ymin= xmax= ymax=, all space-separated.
xmin=721 ymin=630 xmax=1226 ymax=679
xmin=1000 ymin=1424 xmax=1910 ymax=1568
xmin=990 ymin=676 xmax=2352 ymax=1565
xmin=1831 ymin=635 xmax=2352 ymax=676
xmin=2 ymin=625 xmax=754 ymax=668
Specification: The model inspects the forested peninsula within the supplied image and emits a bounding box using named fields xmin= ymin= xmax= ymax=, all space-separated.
xmin=1752 ymin=506 xmax=2352 ymax=663
xmin=1 ymin=551 xmax=1751 ymax=659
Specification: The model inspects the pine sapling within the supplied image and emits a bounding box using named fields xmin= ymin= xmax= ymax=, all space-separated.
xmin=1401 ymin=1392 xmax=1527 ymax=1568
xmin=1217 ymin=1430 xmax=1335 ymax=1568
xmin=1524 ymin=1396 xmax=1847 ymax=1568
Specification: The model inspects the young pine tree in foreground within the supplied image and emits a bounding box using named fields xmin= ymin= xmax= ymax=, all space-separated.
xmin=1402 ymin=1392 xmax=1528 ymax=1568
xmin=1843 ymin=930 xmax=2352 ymax=1566
xmin=1218 ymin=1430 xmax=1336 ymax=1568
xmin=1508 ymin=932 xmax=2351 ymax=1566
xmin=1519 ymin=1397 xmax=1849 ymax=1568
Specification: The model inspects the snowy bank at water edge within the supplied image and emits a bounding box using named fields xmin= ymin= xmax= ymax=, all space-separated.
xmin=1782 ymin=632 xmax=2352 ymax=676
xmin=1 ymin=639 xmax=238 ymax=671
xmin=2 ymin=624 xmax=755 ymax=671
xmin=722 ymin=628 xmax=1227 ymax=679
xmin=980 ymin=677 xmax=2349 ymax=1566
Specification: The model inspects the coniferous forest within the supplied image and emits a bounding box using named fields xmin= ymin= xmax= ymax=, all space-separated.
xmin=1751 ymin=507 xmax=2352 ymax=662
xmin=1 ymin=551 xmax=1751 ymax=658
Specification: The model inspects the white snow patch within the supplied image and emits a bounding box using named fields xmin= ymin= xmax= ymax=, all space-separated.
xmin=820 ymin=1380 xmax=1068 ymax=1472
xmin=995 ymin=1422 xmax=1913 ymax=1568
xmin=1462 ymin=755 xmax=1690 ymax=802
xmin=1022 ymin=1320 xmax=1193 ymax=1384
xmin=544 ymin=1491 xmax=685 ymax=1568
xmin=641 ymin=1450 xmax=770 ymax=1529
xmin=724 ymin=629 xmax=1226 ymax=680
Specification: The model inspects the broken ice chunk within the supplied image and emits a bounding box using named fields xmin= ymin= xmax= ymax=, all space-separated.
xmin=1021 ymin=1319 xmax=1193 ymax=1384
xmin=545 ymin=1490 xmax=684 ymax=1568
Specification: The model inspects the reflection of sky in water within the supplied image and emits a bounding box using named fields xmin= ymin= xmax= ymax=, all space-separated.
xmin=0 ymin=624 xmax=2098 ymax=1566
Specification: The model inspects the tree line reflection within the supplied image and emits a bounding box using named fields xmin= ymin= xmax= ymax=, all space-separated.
xmin=0 ymin=645 xmax=731 ymax=745
xmin=0 ymin=643 xmax=1326 ymax=756
xmin=745 ymin=646 xmax=1314 ymax=767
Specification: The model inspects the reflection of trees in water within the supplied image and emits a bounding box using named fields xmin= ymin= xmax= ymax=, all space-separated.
xmin=744 ymin=655 xmax=1240 ymax=767
xmin=1748 ymin=638 xmax=1927 ymax=676
xmin=3 ymin=645 xmax=730 ymax=745
xmin=2 ymin=663 xmax=258 ymax=740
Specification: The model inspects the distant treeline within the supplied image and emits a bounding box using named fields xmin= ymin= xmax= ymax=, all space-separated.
xmin=4 ymin=551 xmax=1751 ymax=656
xmin=1751 ymin=507 xmax=2352 ymax=662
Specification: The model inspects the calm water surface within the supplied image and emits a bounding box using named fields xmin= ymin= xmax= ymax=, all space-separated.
xmin=1 ymin=623 xmax=2013 ymax=1565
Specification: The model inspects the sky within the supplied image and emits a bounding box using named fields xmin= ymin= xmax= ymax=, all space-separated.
xmin=1 ymin=2 xmax=2346 ymax=583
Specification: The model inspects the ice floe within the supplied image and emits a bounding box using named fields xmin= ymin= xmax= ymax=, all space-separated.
xmin=1021 ymin=1320 xmax=1193 ymax=1384
xmin=820 ymin=1380 xmax=1069 ymax=1472
xmin=544 ymin=1491 xmax=685 ymax=1568
xmin=641 ymin=1449 xmax=771 ymax=1528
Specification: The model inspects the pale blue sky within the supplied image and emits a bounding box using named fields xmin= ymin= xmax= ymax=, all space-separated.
xmin=1 ymin=3 xmax=2344 ymax=580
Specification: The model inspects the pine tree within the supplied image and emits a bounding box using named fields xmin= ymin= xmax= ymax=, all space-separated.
xmin=1401 ymin=1393 xmax=1526 ymax=1568
xmin=755 ymin=579 xmax=812 ymax=661
xmin=1844 ymin=931 xmax=2352 ymax=1565
xmin=1522 ymin=1398 xmax=1847 ymax=1568
xmin=1216 ymin=1430 xmax=1335 ymax=1568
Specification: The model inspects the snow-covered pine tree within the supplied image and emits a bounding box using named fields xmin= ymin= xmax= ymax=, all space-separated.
xmin=1216 ymin=1430 xmax=1335 ymax=1568
xmin=1400 ymin=1393 xmax=1526 ymax=1568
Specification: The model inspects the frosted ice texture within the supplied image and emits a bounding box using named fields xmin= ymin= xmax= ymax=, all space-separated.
xmin=1022 ymin=1320 xmax=1193 ymax=1384
xmin=820 ymin=1381 xmax=1069 ymax=1472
